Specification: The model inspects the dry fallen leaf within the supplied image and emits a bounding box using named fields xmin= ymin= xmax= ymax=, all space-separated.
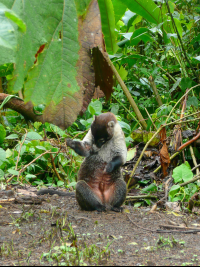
xmin=128 ymin=242 xmax=138 ymax=246
xmin=124 ymin=209 xmax=130 ymax=213
xmin=159 ymin=127 xmax=170 ymax=177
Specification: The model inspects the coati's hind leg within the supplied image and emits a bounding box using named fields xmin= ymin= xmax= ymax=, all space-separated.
xmin=110 ymin=179 xmax=127 ymax=212
xmin=76 ymin=181 xmax=106 ymax=212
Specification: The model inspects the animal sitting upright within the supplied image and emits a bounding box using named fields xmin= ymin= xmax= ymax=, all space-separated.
xmin=67 ymin=112 xmax=127 ymax=212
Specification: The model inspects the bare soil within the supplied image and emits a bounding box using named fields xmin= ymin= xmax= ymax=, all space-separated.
xmin=0 ymin=188 xmax=200 ymax=266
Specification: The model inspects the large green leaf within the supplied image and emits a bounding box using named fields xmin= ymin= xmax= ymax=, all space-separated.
xmin=0 ymin=0 xmax=14 ymax=9
xmin=172 ymin=164 xmax=193 ymax=183
xmin=130 ymin=28 xmax=152 ymax=46
xmin=118 ymin=0 xmax=184 ymax=47
xmin=119 ymin=0 xmax=162 ymax=25
xmin=112 ymin=0 xmax=126 ymax=23
xmin=6 ymin=1 xmax=83 ymax=127
xmin=0 ymin=3 xmax=17 ymax=64
xmin=163 ymin=17 xmax=183 ymax=45
xmin=4 ymin=0 xmax=110 ymax=129
xmin=24 ymin=1 xmax=81 ymax=108
xmin=0 ymin=123 xmax=6 ymax=143
xmin=97 ymin=0 xmax=118 ymax=54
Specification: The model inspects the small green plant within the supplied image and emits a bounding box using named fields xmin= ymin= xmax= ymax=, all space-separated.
xmin=41 ymin=240 xmax=111 ymax=265
xmin=0 ymin=241 xmax=14 ymax=257
xmin=169 ymin=162 xmax=198 ymax=202
xmin=156 ymin=235 xmax=184 ymax=249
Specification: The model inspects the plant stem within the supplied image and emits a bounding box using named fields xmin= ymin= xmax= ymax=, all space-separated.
xmin=106 ymin=55 xmax=147 ymax=130
xmin=112 ymin=94 xmax=139 ymax=124
xmin=126 ymin=195 xmax=157 ymax=200
xmin=179 ymin=173 xmax=200 ymax=187
xmin=149 ymin=75 xmax=163 ymax=107
xmin=145 ymin=108 xmax=157 ymax=131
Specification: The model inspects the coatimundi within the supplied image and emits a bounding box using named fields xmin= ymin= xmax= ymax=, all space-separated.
xmin=37 ymin=112 xmax=127 ymax=212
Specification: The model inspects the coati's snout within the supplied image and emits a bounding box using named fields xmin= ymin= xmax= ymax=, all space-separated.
xmin=91 ymin=112 xmax=117 ymax=148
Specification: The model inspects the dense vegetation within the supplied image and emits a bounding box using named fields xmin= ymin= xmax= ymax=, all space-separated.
xmin=0 ymin=0 xmax=200 ymax=205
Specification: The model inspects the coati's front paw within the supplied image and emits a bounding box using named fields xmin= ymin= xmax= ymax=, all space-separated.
xmin=111 ymin=206 xmax=123 ymax=212
xmin=105 ymin=162 xmax=114 ymax=173
xmin=66 ymin=138 xmax=75 ymax=148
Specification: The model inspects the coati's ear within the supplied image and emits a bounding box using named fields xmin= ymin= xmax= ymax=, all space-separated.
xmin=92 ymin=115 xmax=97 ymax=122
xmin=108 ymin=121 xmax=115 ymax=127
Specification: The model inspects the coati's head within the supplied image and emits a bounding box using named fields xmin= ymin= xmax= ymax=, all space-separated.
xmin=91 ymin=112 xmax=117 ymax=148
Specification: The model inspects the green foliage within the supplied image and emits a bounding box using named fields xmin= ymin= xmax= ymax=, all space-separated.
xmin=169 ymin=163 xmax=198 ymax=202
xmin=97 ymin=0 xmax=118 ymax=53
xmin=41 ymin=223 xmax=111 ymax=265
xmin=0 ymin=113 xmax=81 ymax=187
xmin=172 ymin=163 xmax=193 ymax=184
xmin=156 ymin=235 xmax=185 ymax=249
xmin=0 ymin=2 xmax=25 ymax=64
xmin=0 ymin=123 xmax=6 ymax=143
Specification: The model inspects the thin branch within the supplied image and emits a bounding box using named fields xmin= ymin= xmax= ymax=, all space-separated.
xmin=157 ymin=64 xmax=177 ymax=83
xmin=126 ymin=214 xmax=157 ymax=233
xmin=7 ymin=150 xmax=57 ymax=183
xmin=126 ymin=195 xmax=157 ymax=200
xmin=15 ymin=130 xmax=28 ymax=171
xmin=192 ymin=163 xmax=200 ymax=172
xmin=145 ymin=108 xmax=157 ymax=131
xmin=149 ymin=75 xmax=163 ymax=107
xmin=189 ymin=146 xmax=199 ymax=176
xmin=166 ymin=84 xmax=200 ymax=124
xmin=179 ymin=173 xmax=200 ymax=187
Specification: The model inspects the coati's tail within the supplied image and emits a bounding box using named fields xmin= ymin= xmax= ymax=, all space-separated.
xmin=36 ymin=189 xmax=75 ymax=197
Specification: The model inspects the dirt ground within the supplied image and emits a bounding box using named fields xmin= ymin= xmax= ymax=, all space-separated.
xmin=0 ymin=187 xmax=200 ymax=266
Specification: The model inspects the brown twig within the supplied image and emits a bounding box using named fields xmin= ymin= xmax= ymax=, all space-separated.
xmin=189 ymin=146 xmax=199 ymax=176
xmin=179 ymin=173 xmax=200 ymax=187
xmin=156 ymin=229 xmax=200 ymax=234
xmin=192 ymin=163 xmax=200 ymax=172
xmin=43 ymin=128 xmax=63 ymax=182
xmin=166 ymin=84 xmax=200 ymax=124
xmin=126 ymin=214 xmax=157 ymax=233
xmin=50 ymin=153 xmax=63 ymax=182
xmin=159 ymin=224 xmax=200 ymax=231
xmin=0 ymin=198 xmax=15 ymax=204
xmin=15 ymin=130 xmax=28 ymax=171
xmin=126 ymin=195 xmax=157 ymax=201
xmin=178 ymin=132 xmax=200 ymax=151
xmin=157 ymin=64 xmax=177 ymax=84
xmin=150 ymin=177 xmax=172 ymax=212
